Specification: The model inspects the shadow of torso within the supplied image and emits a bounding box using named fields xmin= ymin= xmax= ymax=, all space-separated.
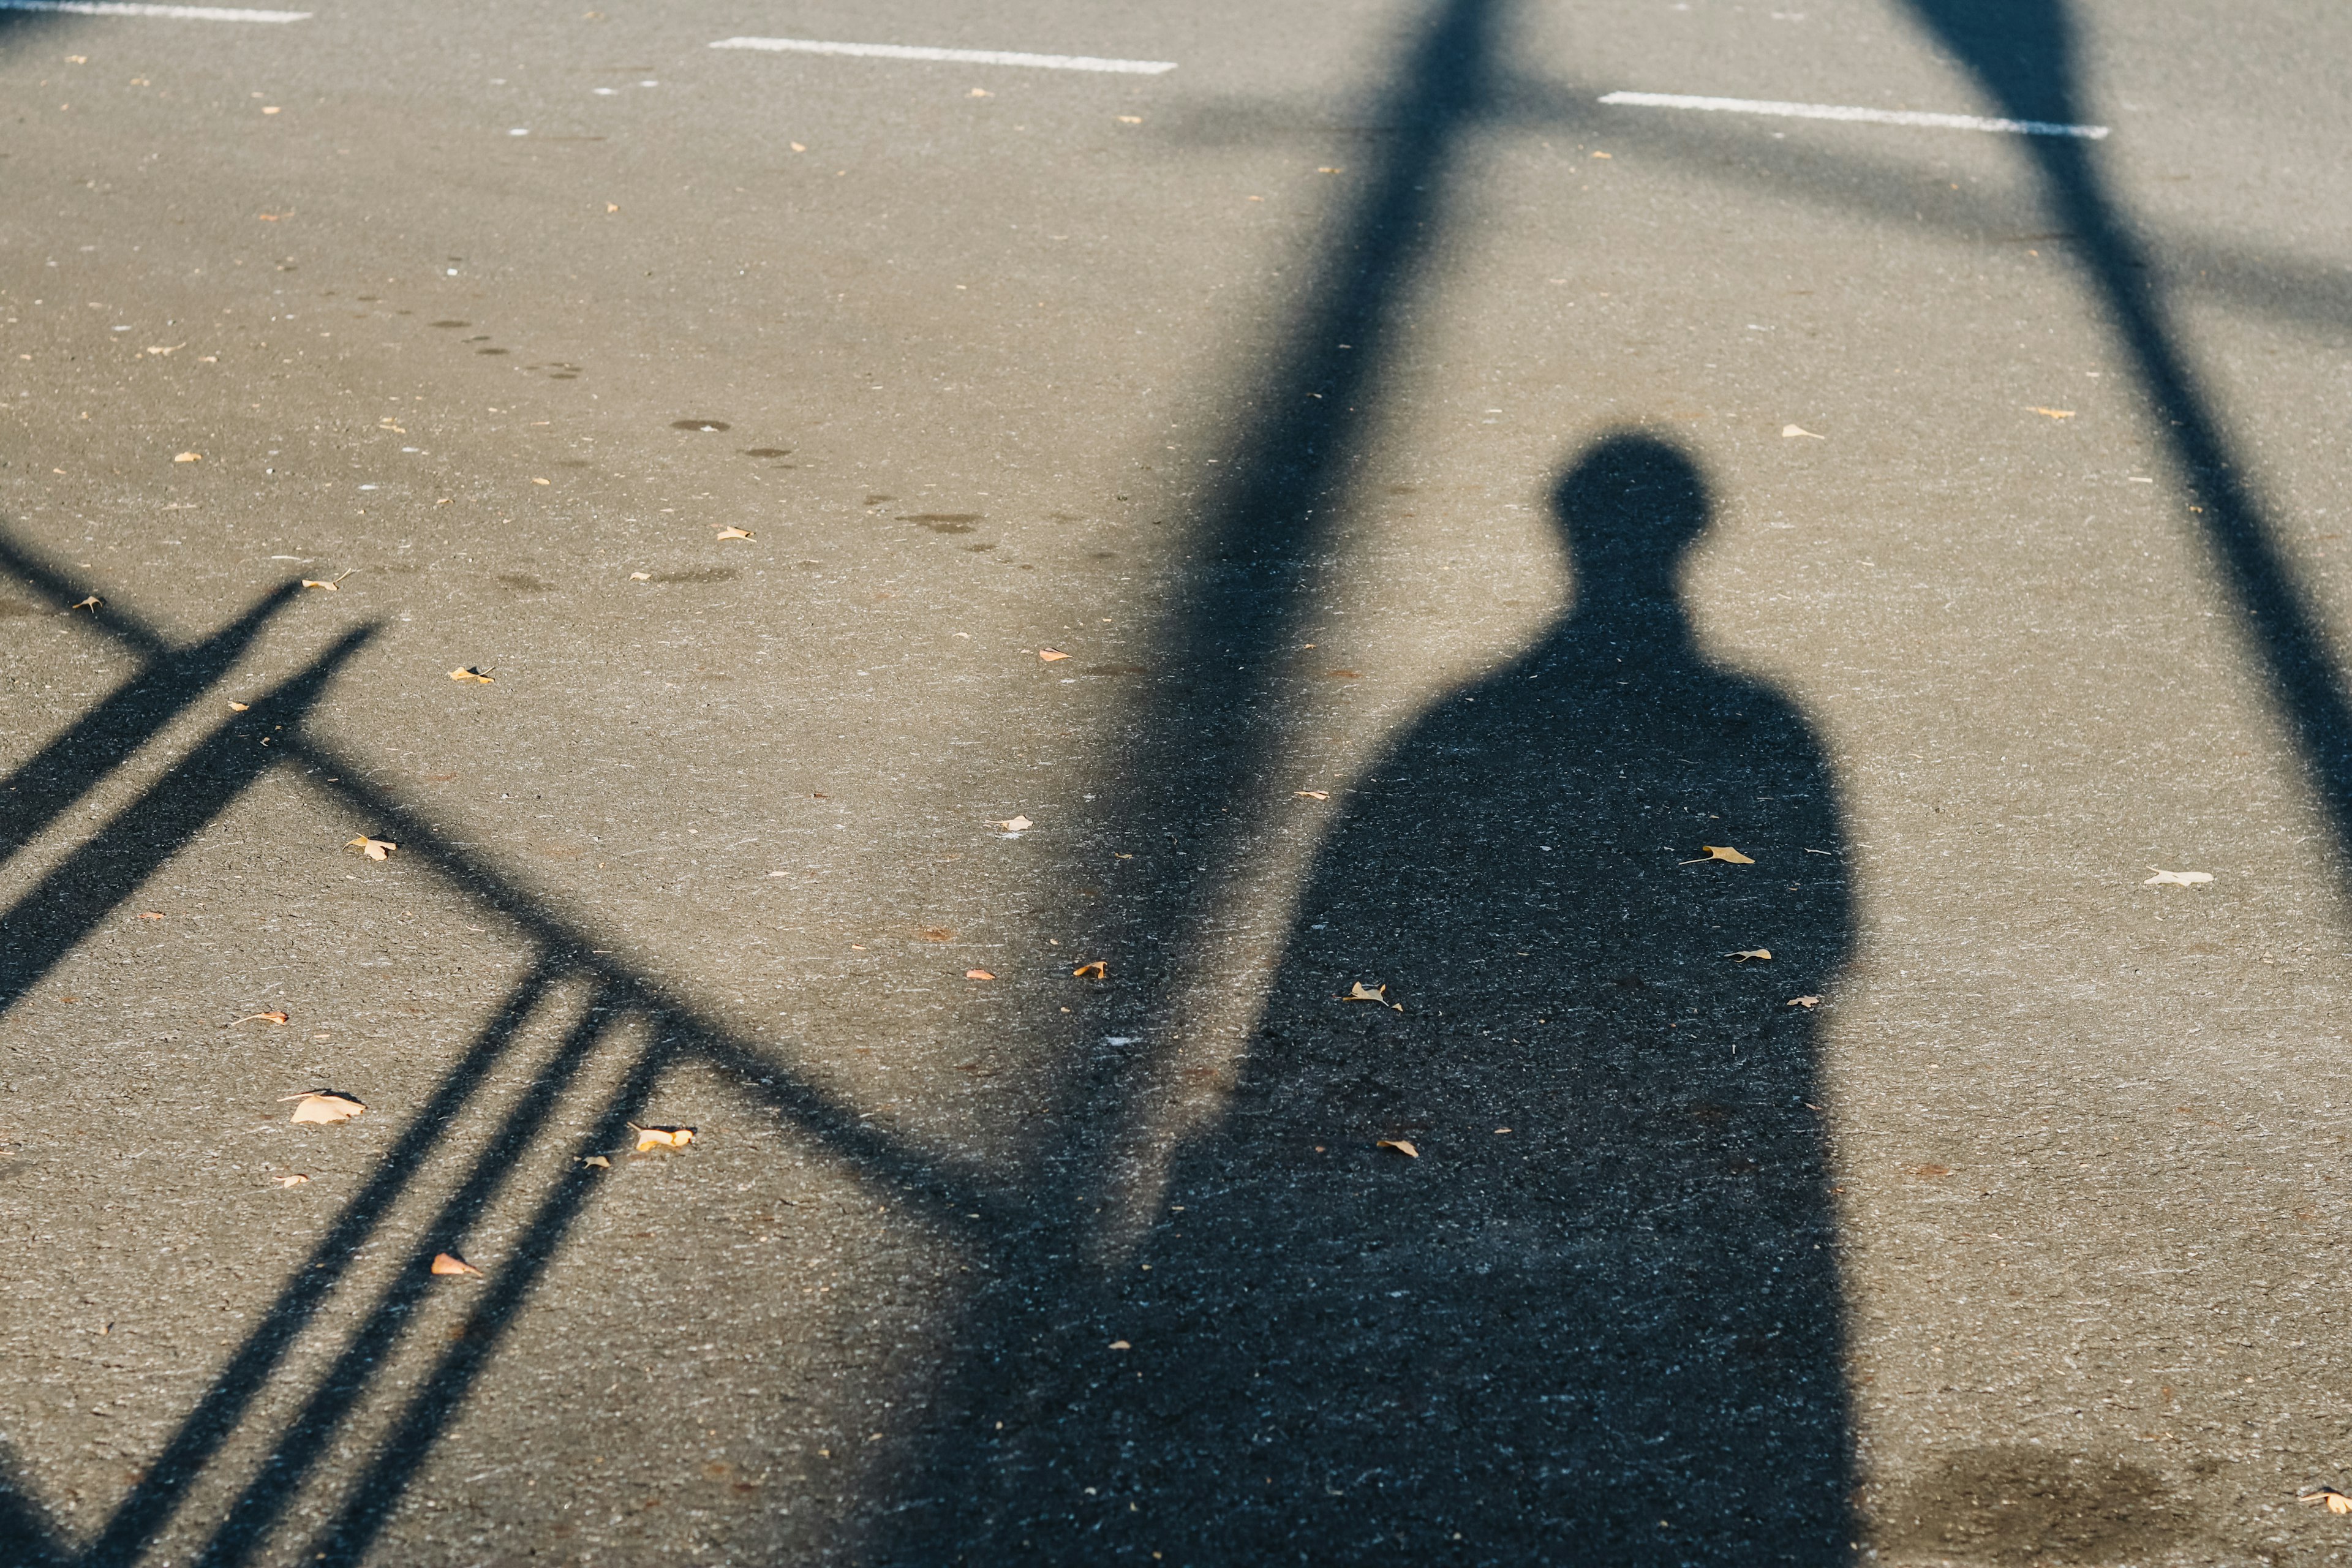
xmin=1121 ymin=604 xmax=1855 ymax=1561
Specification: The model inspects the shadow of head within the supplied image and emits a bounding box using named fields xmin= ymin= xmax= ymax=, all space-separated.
xmin=1553 ymin=432 xmax=1711 ymax=632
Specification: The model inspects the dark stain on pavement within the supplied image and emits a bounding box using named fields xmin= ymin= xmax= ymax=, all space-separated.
xmin=1880 ymin=1446 xmax=2193 ymax=1563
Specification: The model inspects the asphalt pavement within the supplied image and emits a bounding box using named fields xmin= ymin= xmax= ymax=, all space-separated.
xmin=4 ymin=1 xmax=2352 ymax=1563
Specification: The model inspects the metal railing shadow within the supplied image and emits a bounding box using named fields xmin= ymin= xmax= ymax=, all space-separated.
xmin=0 ymin=535 xmax=1005 ymax=1566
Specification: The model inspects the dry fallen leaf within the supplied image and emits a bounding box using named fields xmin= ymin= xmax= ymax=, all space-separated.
xmin=448 ymin=666 xmax=495 ymax=683
xmin=1787 ymin=995 xmax=1822 ymax=1009
xmin=2028 ymin=407 xmax=2076 ymax=420
xmin=1072 ymin=960 xmax=1107 ymax=980
xmin=965 ymin=968 xmax=996 ymax=980
xmin=1108 ymin=1339 xmax=1133 ymax=1350
xmin=2299 ymin=1488 xmax=2352 ymax=1514
xmin=274 ymin=1173 xmax=309 ymax=1187
xmin=1038 ymin=649 xmax=1070 ymax=662
xmin=347 ymin=836 xmax=396 ymax=860
xmin=232 ymin=1011 xmax=292 ymax=1027
xmin=1295 ymin=790 xmax=1330 ymax=801
xmin=2145 ymin=868 xmax=2213 ymax=886
xmin=1116 ymin=115 xmax=1142 ymax=124
xmin=228 ymin=701 xmax=251 ymax=712
xmin=1727 ymin=949 xmax=1773 ymax=962
xmin=1346 ymin=981 xmax=1388 ymax=1002
xmin=630 ymin=1123 xmax=695 ymax=1153
xmin=300 ymin=571 xmax=353 ymax=591
xmin=629 ymin=571 xmax=650 ymax=581
xmin=1685 ymin=845 xmax=1754 ymax=865
xmin=713 ymin=526 xmax=755 ymax=541
xmin=531 ymin=477 xmax=551 ymax=486
xmin=284 ymin=1090 xmax=366 ymax=1125
xmin=990 ymin=815 xmax=1033 ymax=833
xmin=71 ymin=595 xmax=103 ymax=612
xmin=1782 ymin=424 xmax=1826 ymax=439
xmin=139 ymin=910 xmax=165 ymax=920
xmin=1376 ymin=1138 xmax=1419 ymax=1158
xmin=173 ymin=451 xmax=202 ymax=462
xmin=430 ymin=1253 xmax=483 ymax=1276
xmin=581 ymin=1154 xmax=611 ymax=1169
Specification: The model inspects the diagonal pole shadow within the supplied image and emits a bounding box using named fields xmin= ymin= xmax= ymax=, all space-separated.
xmin=1046 ymin=0 xmax=1510 ymax=1233
xmin=1898 ymin=0 xmax=2352 ymax=868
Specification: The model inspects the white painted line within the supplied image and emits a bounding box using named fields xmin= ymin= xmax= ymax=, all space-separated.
xmin=0 ymin=0 xmax=309 ymax=19
xmin=1599 ymin=91 xmax=2107 ymax=139
xmin=709 ymin=36 xmax=1175 ymax=76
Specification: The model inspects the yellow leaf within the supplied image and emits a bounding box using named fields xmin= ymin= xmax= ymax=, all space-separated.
xmin=1116 ymin=116 xmax=1142 ymax=124
xmin=532 ymin=477 xmax=551 ymax=486
xmin=1726 ymin=949 xmax=1772 ymax=962
xmin=1345 ymin=981 xmax=1387 ymax=1002
xmin=965 ymin=968 xmax=995 ymax=980
xmin=347 ymin=835 xmax=396 ymax=860
xmin=2027 ymin=407 xmax=2076 ymax=420
xmin=629 ymin=571 xmax=650 ymax=581
xmin=714 ymin=526 xmax=756 ymax=541
xmin=605 ymin=202 xmax=620 ymax=213
xmin=275 ymin=1173 xmax=309 ymax=1187
xmin=71 ymin=595 xmax=103 ymax=612
xmin=2303 ymin=1488 xmax=2352 ymax=1514
xmin=449 ymin=666 xmax=495 ymax=683
xmin=2144 ymin=868 xmax=2212 ymax=886
xmin=138 ymin=910 xmax=164 ymax=920
xmin=173 ymin=451 xmax=202 ymax=462
xmin=284 ymin=1090 xmax=366 ymax=1125
xmin=1038 ymin=649 xmax=1070 ymax=662
xmin=1787 ymin=995 xmax=1822 ymax=1009
xmin=300 ymin=571 xmax=352 ymax=591
xmin=1781 ymin=424 xmax=1825 ymax=439
xmin=228 ymin=701 xmax=251 ymax=711
xmin=582 ymin=1154 xmax=611 ymax=1168
xmin=1684 ymin=845 xmax=1754 ymax=865
xmin=630 ymin=1123 xmax=695 ymax=1153
xmin=232 ymin=1011 xmax=291 ymax=1027
xmin=1072 ymin=960 xmax=1107 ymax=979
xmin=1376 ymin=1138 xmax=1419 ymax=1158
xmin=1108 ymin=1339 xmax=1133 ymax=1350
xmin=430 ymin=1253 xmax=483 ymax=1276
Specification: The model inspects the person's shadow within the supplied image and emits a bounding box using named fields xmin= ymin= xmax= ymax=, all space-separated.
xmin=896 ymin=434 xmax=1854 ymax=1563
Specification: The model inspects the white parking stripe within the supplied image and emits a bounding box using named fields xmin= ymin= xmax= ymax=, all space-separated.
xmin=0 ymin=1 xmax=309 ymax=20
xmin=1599 ymin=91 xmax=2107 ymax=139
xmin=709 ymin=36 xmax=1175 ymax=76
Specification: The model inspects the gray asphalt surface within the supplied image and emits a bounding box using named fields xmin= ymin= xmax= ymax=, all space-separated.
xmin=4 ymin=0 xmax=2352 ymax=1563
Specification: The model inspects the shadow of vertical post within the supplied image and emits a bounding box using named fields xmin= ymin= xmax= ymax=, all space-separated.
xmin=1036 ymin=0 xmax=1512 ymax=1240
xmin=1902 ymin=0 xmax=2352 ymax=846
